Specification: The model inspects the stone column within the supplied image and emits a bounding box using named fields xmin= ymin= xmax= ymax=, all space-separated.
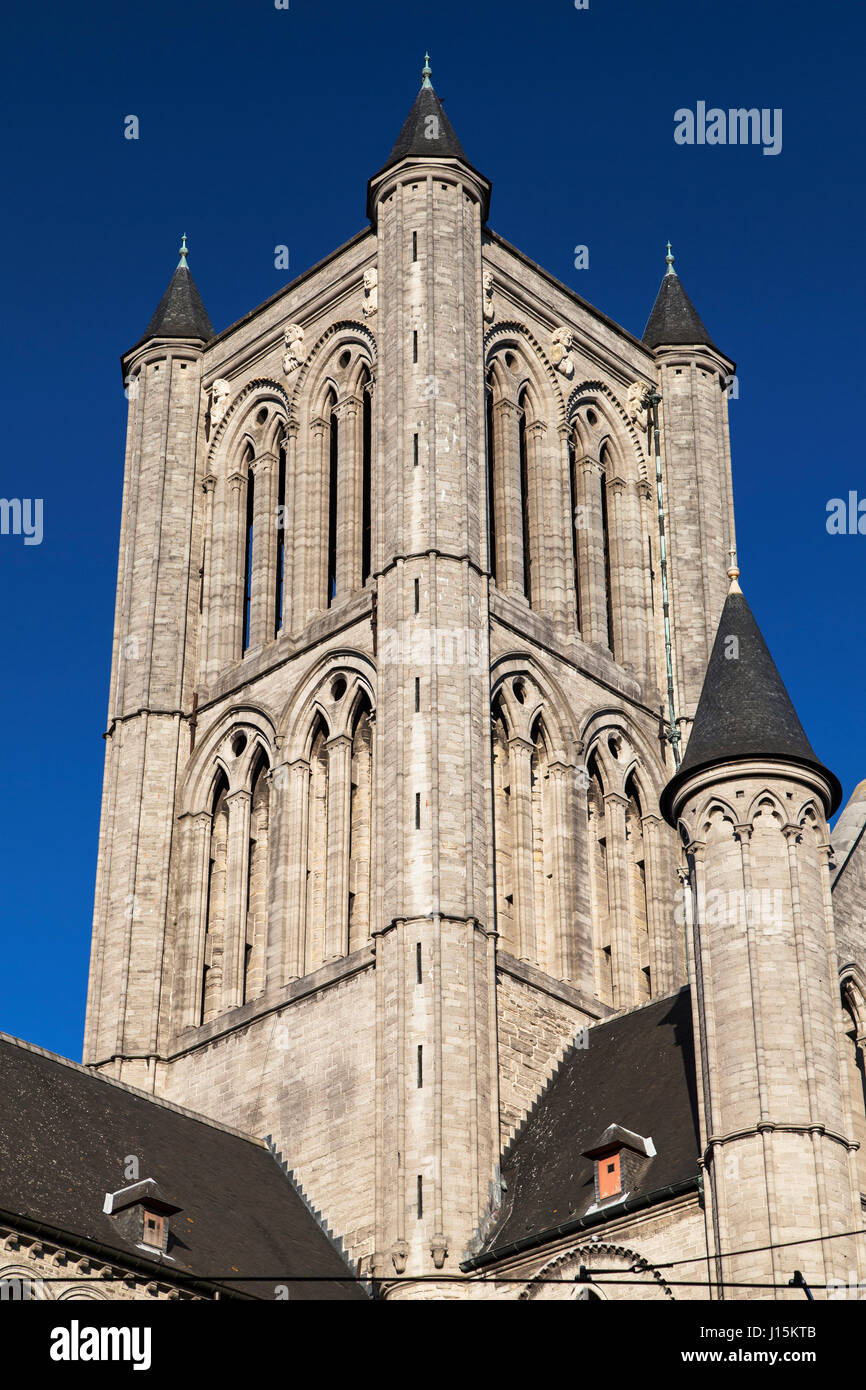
xmin=637 ymin=478 xmax=658 ymax=695
xmin=324 ymin=733 xmax=353 ymax=962
xmin=224 ymin=470 xmax=245 ymax=668
xmin=197 ymin=473 xmax=217 ymax=690
xmin=223 ymin=789 xmax=251 ymax=1009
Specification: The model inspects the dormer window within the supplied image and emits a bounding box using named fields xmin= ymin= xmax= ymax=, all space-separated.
xmin=582 ymin=1124 xmax=656 ymax=1208
xmin=103 ymin=1179 xmax=180 ymax=1257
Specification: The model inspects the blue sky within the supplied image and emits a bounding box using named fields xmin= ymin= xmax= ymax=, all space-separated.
xmin=1 ymin=0 xmax=864 ymax=1060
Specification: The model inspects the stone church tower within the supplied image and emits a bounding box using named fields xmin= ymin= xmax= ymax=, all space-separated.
xmin=82 ymin=62 xmax=866 ymax=1297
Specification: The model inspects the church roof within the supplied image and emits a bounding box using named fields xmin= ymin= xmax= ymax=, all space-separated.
xmin=144 ymin=262 xmax=214 ymax=343
xmin=466 ymin=989 xmax=699 ymax=1269
xmin=643 ymin=266 xmax=717 ymax=351
xmin=367 ymin=62 xmax=490 ymax=220
xmin=660 ymin=587 xmax=843 ymax=824
xmin=378 ymin=83 xmax=470 ymax=173
xmin=0 ymin=1033 xmax=366 ymax=1300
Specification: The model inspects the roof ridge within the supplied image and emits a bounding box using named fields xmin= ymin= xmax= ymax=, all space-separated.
xmin=264 ymin=1137 xmax=365 ymax=1286
xmin=0 ymin=1031 xmax=268 ymax=1149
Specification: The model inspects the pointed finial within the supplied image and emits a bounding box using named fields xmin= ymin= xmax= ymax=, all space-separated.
xmin=727 ymin=545 xmax=742 ymax=594
xmin=665 ymin=240 xmax=675 ymax=276
xmin=177 ymin=233 xmax=189 ymax=269
xmin=422 ymin=52 xmax=432 ymax=88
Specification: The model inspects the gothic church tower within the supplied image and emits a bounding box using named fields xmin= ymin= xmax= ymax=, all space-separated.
xmin=84 ymin=63 xmax=773 ymax=1290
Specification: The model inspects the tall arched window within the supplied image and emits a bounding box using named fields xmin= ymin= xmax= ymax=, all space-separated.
xmin=274 ymin=436 xmax=286 ymax=637
xmin=305 ymin=716 xmax=330 ymax=969
xmin=348 ymin=696 xmax=374 ymax=952
xmin=492 ymin=700 xmax=514 ymax=951
xmin=599 ymin=444 xmax=615 ymax=657
xmin=625 ymin=772 xmax=651 ymax=1002
xmin=244 ymin=752 xmax=270 ymax=1004
xmin=486 ymin=383 xmax=497 ymax=582
xmin=568 ymin=436 xmax=583 ymax=633
xmin=587 ymin=754 xmax=613 ymax=1005
xmin=241 ymin=444 xmax=255 ymax=652
xmin=842 ymin=983 xmax=866 ymax=1196
xmin=326 ymin=391 xmax=338 ymax=607
xmin=202 ymin=771 xmax=229 ymax=1024
xmin=360 ymin=370 xmax=372 ymax=585
xmin=490 ymin=683 xmax=564 ymax=974
xmin=530 ymin=716 xmax=555 ymax=973
xmin=518 ymin=388 xmax=532 ymax=605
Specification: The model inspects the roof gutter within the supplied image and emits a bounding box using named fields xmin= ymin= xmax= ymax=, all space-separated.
xmin=0 ymin=1205 xmax=250 ymax=1301
xmin=460 ymin=1175 xmax=700 ymax=1273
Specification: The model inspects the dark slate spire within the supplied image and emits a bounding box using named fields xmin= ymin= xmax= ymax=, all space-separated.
xmin=143 ymin=235 xmax=214 ymax=343
xmin=367 ymin=55 xmax=489 ymax=219
xmin=660 ymin=577 xmax=842 ymax=824
xmin=643 ymin=242 xmax=717 ymax=350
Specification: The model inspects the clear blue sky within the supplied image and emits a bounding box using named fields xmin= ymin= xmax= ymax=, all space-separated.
xmin=1 ymin=0 xmax=864 ymax=1060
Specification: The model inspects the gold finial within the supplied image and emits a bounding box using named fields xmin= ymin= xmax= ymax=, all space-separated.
xmin=727 ymin=545 xmax=742 ymax=594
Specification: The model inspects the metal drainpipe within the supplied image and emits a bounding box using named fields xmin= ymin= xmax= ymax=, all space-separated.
xmin=650 ymin=391 xmax=680 ymax=769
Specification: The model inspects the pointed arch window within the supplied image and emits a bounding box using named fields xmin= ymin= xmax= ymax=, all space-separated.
xmin=587 ymin=753 xmax=613 ymax=1006
xmin=625 ymin=772 xmax=651 ymax=1002
xmin=274 ymin=438 xmax=286 ymax=636
xmin=360 ymin=370 xmax=372 ymax=585
xmin=492 ymin=698 xmax=514 ymax=951
xmin=599 ymin=444 xmax=615 ymax=656
xmin=568 ymin=437 xmax=583 ymax=632
xmin=326 ymin=391 xmax=338 ymax=607
xmin=842 ymin=982 xmax=866 ymax=1196
xmin=201 ymin=771 xmax=229 ymax=1024
xmin=486 ymin=382 xmax=497 ymax=582
xmin=241 ymin=444 xmax=255 ymax=652
xmin=518 ymin=388 xmax=532 ymax=605
xmin=348 ymin=696 xmax=374 ymax=952
xmin=243 ymin=751 xmax=270 ymax=1004
xmin=305 ymin=716 xmax=330 ymax=968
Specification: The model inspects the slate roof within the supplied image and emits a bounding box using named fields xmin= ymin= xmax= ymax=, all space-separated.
xmin=643 ymin=270 xmax=717 ymax=351
xmin=143 ymin=263 xmax=214 ymax=343
xmin=660 ymin=588 xmax=842 ymax=824
xmin=469 ymin=990 xmax=700 ymax=1267
xmin=0 ymin=1034 xmax=366 ymax=1300
xmin=367 ymin=83 xmax=490 ymax=219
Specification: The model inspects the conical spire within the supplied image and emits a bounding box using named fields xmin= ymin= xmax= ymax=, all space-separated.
xmin=660 ymin=583 xmax=842 ymax=824
xmin=142 ymin=236 xmax=214 ymax=343
xmin=643 ymin=244 xmax=717 ymax=350
xmin=367 ymin=55 xmax=489 ymax=222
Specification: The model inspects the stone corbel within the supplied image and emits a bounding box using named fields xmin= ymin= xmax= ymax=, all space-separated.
xmin=390 ymin=1240 xmax=409 ymax=1275
xmin=430 ymin=1234 xmax=448 ymax=1270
